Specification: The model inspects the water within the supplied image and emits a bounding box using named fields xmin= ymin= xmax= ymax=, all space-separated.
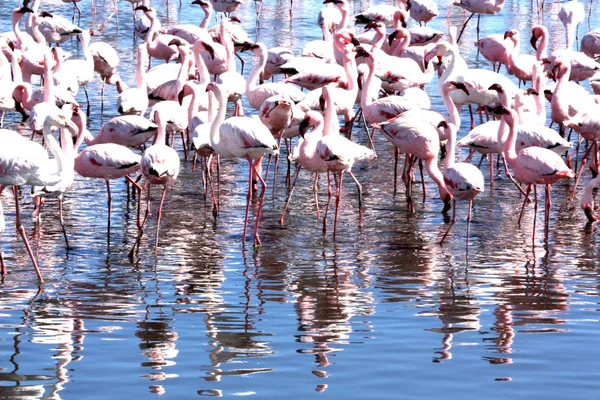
xmin=1 ymin=0 xmax=600 ymax=398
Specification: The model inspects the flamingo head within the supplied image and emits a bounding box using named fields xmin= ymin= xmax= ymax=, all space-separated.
xmin=199 ymin=41 xmax=215 ymax=59
xmin=38 ymin=11 xmax=53 ymax=18
xmin=525 ymin=87 xmax=539 ymax=96
xmin=364 ymin=21 xmax=385 ymax=33
xmin=228 ymin=16 xmax=242 ymax=23
xmin=393 ymin=10 xmax=409 ymax=28
xmin=323 ymin=0 xmax=345 ymax=4
xmin=530 ymin=25 xmax=546 ymax=50
xmin=168 ymin=38 xmax=187 ymax=48
xmin=191 ymin=0 xmax=210 ymax=6
xmin=441 ymin=192 xmax=452 ymax=214
xmin=405 ymin=0 xmax=412 ymax=10
xmin=298 ymin=115 xmax=312 ymax=138
xmin=447 ymin=81 xmax=469 ymax=95
xmin=584 ymin=204 xmax=598 ymax=222
xmin=388 ymin=28 xmax=409 ymax=47
xmin=135 ymin=5 xmax=152 ymax=13
xmin=488 ymin=83 xmax=504 ymax=94
xmin=504 ymin=29 xmax=516 ymax=40
xmin=353 ymin=46 xmax=371 ymax=60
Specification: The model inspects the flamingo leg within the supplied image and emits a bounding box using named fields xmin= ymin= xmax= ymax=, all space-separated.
xmin=154 ymin=185 xmax=168 ymax=252
xmin=440 ymin=199 xmax=457 ymax=245
xmin=280 ymin=165 xmax=301 ymax=225
xmin=419 ymin=159 xmax=426 ymax=201
xmin=125 ymin=175 xmax=142 ymax=229
xmin=242 ymin=158 xmax=255 ymax=247
xmin=251 ymin=156 xmax=267 ymax=247
xmin=13 ymin=186 xmax=43 ymax=282
xmin=323 ymin=171 xmax=332 ymax=235
xmin=569 ymin=141 xmax=594 ymax=200
xmin=456 ymin=12 xmax=475 ymax=43
xmin=333 ymin=172 xmax=343 ymax=240
xmin=544 ymin=184 xmax=551 ymax=239
xmin=314 ymin=172 xmax=320 ymax=219
xmin=348 ymin=170 xmax=363 ymax=228
xmin=466 ymin=198 xmax=473 ymax=249
xmin=532 ymin=184 xmax=538 ymax=247
xmin=128 ymin=184 xmax=151 ymax=260
xmin=393 ymin=147 xmax=399 ymax=197
xmin=518 ymin=184 xmax=532 ymax=226
xmin=106 ymin=180 xmax=112 ymax=231
xmin=58 ymin=197 xmax=71 ymax=250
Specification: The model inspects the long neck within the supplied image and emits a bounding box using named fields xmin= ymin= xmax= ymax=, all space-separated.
xmin=502 ymin=116 xmax=517 ymax=165
xmin=372 ymin=28 xmax=386 ymax=49
xmin=532 ymin=64 xmax=545 ymax=119
xmin=193 ymin=44 xmax=210 ymax=84
xmin=343 ymin=53 xmax=358 ymax=93
xmin=221 ymin=21 xmax=236 ymax=72
xmin=82 ymin=32 xmax=94 ymax=70
xmin=442 ymin=88 xmax=460 ymax=129
xmin=42 ymin=121 xmax=66 ymax=184
xmin=424 ymin=158 xmax=450 ymax=205
xmin=11 ymin=54 xmax=22 ymax=83
xmin=391 ymin=30 xmax=410 ymax=57
xmin=187 ymin=86 xmax=197 ymax=127
xmin=16 ymin=83 xmax=33 ymax=109
xmin=337 ymin=4 xmax=348 ymax=30
xmin=210 ymin=88 xmax=228 ymax=146
xmin=444 ymin=124 xmax=457 ymax=170
xmin=136 ymin=47 xmax=147 ymax=89
xmin=360 ymin=62 xmax=376 ymax=108
xmin=537 ymin=30 xmax=548 ymax=61
xmin=322 ymin=22 xmax=333 ymax=43
xmin=200 ymin=5 xmax=212 ymax=29
xmin=12 ymin=13 xmax=26 ymax=49
xmin=175 ymin=53 xmax=190 ymax=95
xmin=145 ymin=14 xmax=159 ymax=46
xmin=246 ymin=46 xmax=266 ymax=93
xmin=323 ymin=91 xmax=337 ymax=137
xmin=43 ymin=56 xmax=54 ymax=103
xmin=31 ymin=16 xmax=46 ymax=45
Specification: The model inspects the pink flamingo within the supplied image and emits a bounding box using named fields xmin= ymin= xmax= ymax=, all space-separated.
xmin=166 ymin=0 xmax=213 ymax=45
xmin=259 ymin=95 xmax=294 ymax=186
xmin=136 ymin=6 xmax=181 ymax=65
xmin=243 ymin=43 xmax=305 ymax=110
xmin=438 ymin=81 xmax=485 ymax=245
xmin=474 ymin=32 xmax=514 ymax=73
xmin=498 ymin=106 xmax=575 ymax=243
xmin=317 ymin=83 xmax=376 ymax=238
xmin=559 ymin=0 xmax=585 ymax=51
xmin=27 ymin=5 xmax=82 ymax=45
xmin=116 ymin=44 xmax=149 ymax=116
xmin=354 ymin=0 xmax=409 ymax=28
xmin=206 ymin=82 xmax=279 ymax=247
xmin=504 ymin=29 xmax=537 ymax=87
xmin=280 ymin=111 xmax=329 ymax=225
xmin=0 ymin=109 xmax=77 ymax=282
xmin=409 ymin=0 xmax=438 ymax=26
xmin=84 ymin=115 xmax=158 ymax=148
xmin=129 ymin=109 xmax=180 ymax=258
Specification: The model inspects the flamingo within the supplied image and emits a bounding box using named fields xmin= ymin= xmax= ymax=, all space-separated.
xmin=84 ymin=115 xmax=158 ymax=148
xmin=504 ymin=29 xmax=537 ymax=87
xmin=28 ymin=50 xmax=61 ymax=134
xmin=408 ymin=0 xmax=438 ymax=26
xmin=26 ymin=5 xmax=82 ymax=45
xmin=54 ymin=29 xmax=95 ymax=114
xmin=215 ymin=18 xmax=247 ymax=117
xmin=438 ymin=81 xmax=485 ymax=245
xmin=88 ymin=38 xmax=120 ymax=100
xmin=205 ymin=82 xmax=279 ymax=247
xmin=498 ymin=106 xmax=575 ymax=243
xmin=474 ymin=33 xmax=514 ymax=73
xmin=129 ymin=108 xmax=180 ymax=258
xmin=136 ymin=6 xmax=182 ymax=65
xmin=31 ymin=105 xmax=84 ymax=249
xmin=280 ymin=111 xmax=329 ymax=225
xmin=116 ymin=44 xmax=149 ymax=116
xmin=559 ymin=0 xmax=585 ymax=51
xmin=243 ymin=43 xmax=305 ymax=110
xmin=316 ymin=83 xmax=376 ymax=238
xmin=0 ymin=108 xmax=77 ymax=282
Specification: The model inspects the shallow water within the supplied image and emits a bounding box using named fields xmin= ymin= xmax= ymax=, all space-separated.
xmin=1 ymin=0 xmax=600 ymax=398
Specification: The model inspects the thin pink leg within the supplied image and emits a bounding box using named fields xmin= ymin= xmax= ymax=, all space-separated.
xmin=314 ymin=173 xmax=320 ymax=219
xmin=154 ymin=185 xmax=168 ymax=252
xmin=518 ymin=185 xmax=532 ymax=225
xmin=242 ymin=157 xmax=255 ymax=247
xmin=125 ymin=175 xmax=142 ymax=229
xmin=128 ymin=184 xmax=151 ymax=259
xmin=393 ymin=147 xmax=399 ymax=196
xmin=251 ymin=156 xmax=267 ymax=247
xmin=333 ymin=172 xmax=344 ymax=240
xmin=13 ymin=186 xmax=43 ymax=282
xmin=106 ymin=180 xmax=112 ymax=231
xmin=440 ymin=199 xmax=456 ymax=245
xmin=570 ymin=142 xmax=595 ymax=200
xmin=280 ymin=166 xmax=301 ymax=226
xmin=532 ymin=185 xmax=538 ymax=247
xmin=348 ymin=170 xmax=363 ymax=228
xmin=323 ymin=171 xmax=332 ymax=235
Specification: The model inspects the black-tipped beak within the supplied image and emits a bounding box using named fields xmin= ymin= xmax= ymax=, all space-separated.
xmin=135 ymin=5 xmax=150 ymax=12
xmin=488 ymin=83 xmax=503 ymax=93
xmin=442 ymin=196 xmax=452 ymax=214
xmin=18 ymin=6 xmax=34 ymax=13
xmin=451 ymin=81 xmax=469 ymax=95
xmin=298 ymin=118 xmax=310 ymax=138
xmin=584 ymin=205 xmax=598 ymax=222
xmin=530 ymin=34 xmax=538 ymax=50
xmin=388 ymin=30 xmax=398 ymax=47
xmin=318 ymin=95 xmax=325 ymax=111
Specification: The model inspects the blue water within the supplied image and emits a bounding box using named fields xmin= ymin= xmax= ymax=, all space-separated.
xmin=1 ymin=0 xmax=600 ymax=398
